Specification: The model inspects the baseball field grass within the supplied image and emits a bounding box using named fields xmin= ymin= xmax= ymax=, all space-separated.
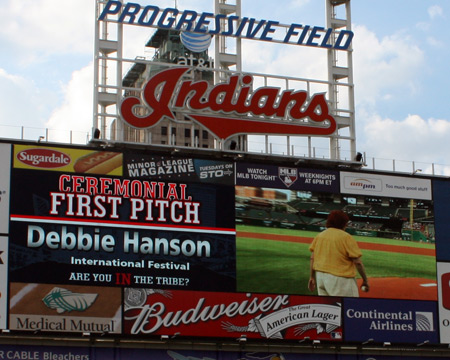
xmin=236 ymin=224 xmax=437 ymax=297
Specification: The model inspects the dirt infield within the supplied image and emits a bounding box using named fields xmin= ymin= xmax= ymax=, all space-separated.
xmin=236 ymin=231 xmax=435 ymax=256
xmin=356 ymin=277 xmax=437 ymax=300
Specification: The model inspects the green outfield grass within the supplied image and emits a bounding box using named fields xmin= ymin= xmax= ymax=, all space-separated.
xmin=236 ymin=225 xmax=436 ymax=296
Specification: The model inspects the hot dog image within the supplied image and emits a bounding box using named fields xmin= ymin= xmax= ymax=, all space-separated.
xmin=74 ymin=151 xmax=123 ymax=174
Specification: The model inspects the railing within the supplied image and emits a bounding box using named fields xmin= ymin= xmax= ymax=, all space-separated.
xmin=246 ymin=138 xmax=450 ymax=177
xmin=0 ymin=125 xmax=90 ymax=146
xmin=1 ymin=124 xmax=449 ymax=177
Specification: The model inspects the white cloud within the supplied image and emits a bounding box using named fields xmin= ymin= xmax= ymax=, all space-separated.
xmin=352 ymin=25 xmax=425 ymax=109
xmin=0 ymin=0 xmax=93 ymax=60
xmin=44 ymin=63 xmax=94 ymax=144
xmin=289 ymin=0 xmax=311 ymax=8
xmin=349 ymin=23 xmax=450 ymax=172
xmin=242 ymin=40 xmax=327 ymax=81
xmin=360 ymin=113 xmax=450 ymax=168
xmin=426 ymin=36 xmax=444 ymax=47
xmin=0 ymin=68 xmax=57 ymax=139
xmin=416 ymin=21 xmax=431 ymax=32
xmin=428 ymin=5 xmax=443 ymax=19
xmin=241 ymin=21 xmax=450 ymax=172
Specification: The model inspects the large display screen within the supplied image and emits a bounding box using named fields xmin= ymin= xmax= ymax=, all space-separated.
xmin=0 ymin=142 xmax=448 ymax=345
xmin=235 ymin=164 xmax=436 ymax=302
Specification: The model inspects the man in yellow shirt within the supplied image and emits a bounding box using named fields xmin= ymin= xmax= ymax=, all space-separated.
xmin=308 ymin=210 xmax=369 ymax=297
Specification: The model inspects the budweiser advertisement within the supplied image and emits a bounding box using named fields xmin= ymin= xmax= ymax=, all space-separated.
xmin=123 ymin=289 xmax=343 ymax=341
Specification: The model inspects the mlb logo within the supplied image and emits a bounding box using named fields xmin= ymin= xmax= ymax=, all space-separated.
xmin=279 ymin=167 xmax=297 ymax=187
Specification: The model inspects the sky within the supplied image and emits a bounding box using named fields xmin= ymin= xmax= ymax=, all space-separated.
xmin=1 ymin=0 xmax=450 ymax=175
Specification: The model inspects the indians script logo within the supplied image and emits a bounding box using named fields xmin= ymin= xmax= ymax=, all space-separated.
xmin=42 ymin=287 xmax=98 ymax=314
xmin=120 ymin=67 xmax=337 ymax=139
xmin=279 ymin=167 xmax=297 ymax=187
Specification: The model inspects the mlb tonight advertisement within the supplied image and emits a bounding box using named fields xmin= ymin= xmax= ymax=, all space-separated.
xmin=0 ymin=142 xmax=446 ymax=345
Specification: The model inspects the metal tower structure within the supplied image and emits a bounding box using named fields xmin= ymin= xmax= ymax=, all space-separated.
xmin=93 ymin=0 xmax=124 ymax=142
xmin=214 ymin=0 xmax=245 ymax=151
xmin=326 ymin=0 xmax=356 ymax=160
xmin=92 ymin=0 xmax=356 ymax=162
xmin=214 ymin=0 xmax=242 ymax=81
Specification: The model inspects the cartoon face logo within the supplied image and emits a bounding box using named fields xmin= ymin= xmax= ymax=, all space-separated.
xmin=124 ymin=288 xmax=148 ymax=307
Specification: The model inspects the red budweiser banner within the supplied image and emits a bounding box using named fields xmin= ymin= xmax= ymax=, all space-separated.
xmin=120 ymin=67 xmax=337 ymax=139
xmin=123 ymin=289 xmax=343 ymax=341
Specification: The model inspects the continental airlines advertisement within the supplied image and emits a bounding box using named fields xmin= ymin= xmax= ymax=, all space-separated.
xmin=0 ymin=141 xmax=447 ymax=345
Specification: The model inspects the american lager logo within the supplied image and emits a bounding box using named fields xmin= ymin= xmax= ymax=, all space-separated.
xmin=42 ymin=287 xmax=98 ymax=314
xmin=120 ymin=67 xmax=337 ymax=139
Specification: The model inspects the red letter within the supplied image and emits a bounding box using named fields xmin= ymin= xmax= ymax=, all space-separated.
xmin=120 ymin=67 xmax=188 ymax=129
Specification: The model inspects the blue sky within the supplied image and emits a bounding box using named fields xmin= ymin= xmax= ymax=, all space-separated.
xmin=0 ymin=0 xmax=449 ymax=174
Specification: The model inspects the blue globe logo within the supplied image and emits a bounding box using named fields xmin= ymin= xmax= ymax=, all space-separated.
xmin=180 ymin=30 xmax=212 ymax=53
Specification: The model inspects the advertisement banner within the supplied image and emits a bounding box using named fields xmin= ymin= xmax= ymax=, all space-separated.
xmin=432 ymin=179 xmax=450 ymax=261
xmin=98 ymin=1 xmax=354 ymax=51
xmin=13 ymin=144 xmax=123 ymax=176
xmin=0 ymin=236 xmax=7 ymax=329
xmin=124 ymin=153 xmax=234 ymax=185
xmin=123 ymin=289 xmax=343 ymax=341
xmin=343 ymin=298 xmax=438 ymax=344
xmin=0 ymin=143 xmax=11 ymax=234
xmin=0 ymin=345 xmax=445 ymax=360
xmin=9 ymin=283 xmax=121 ymax=333
xmin=0 ymin=345 xmax=91 ymax=360
xmin=340 ymin=171 xmax=432 ymax=200
xmin=437 ymin=262 xmax=450 ymax=343
xmin=236 ymin=163 xmax=339 ymax=193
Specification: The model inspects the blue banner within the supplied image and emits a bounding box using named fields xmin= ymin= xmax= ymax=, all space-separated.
xmin=432 ymin=179 xmax=450 ymax=261
xmin=343 ymin=298 xmax=438 ymax=344
xmin=0 ymin=345 xmax=443 ymax=360
xmin=236 ymin=163 xmax=339 ymax=193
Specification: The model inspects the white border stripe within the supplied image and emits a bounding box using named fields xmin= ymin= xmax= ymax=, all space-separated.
xmin=10 ymin=216 xmax=235 ymax=235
